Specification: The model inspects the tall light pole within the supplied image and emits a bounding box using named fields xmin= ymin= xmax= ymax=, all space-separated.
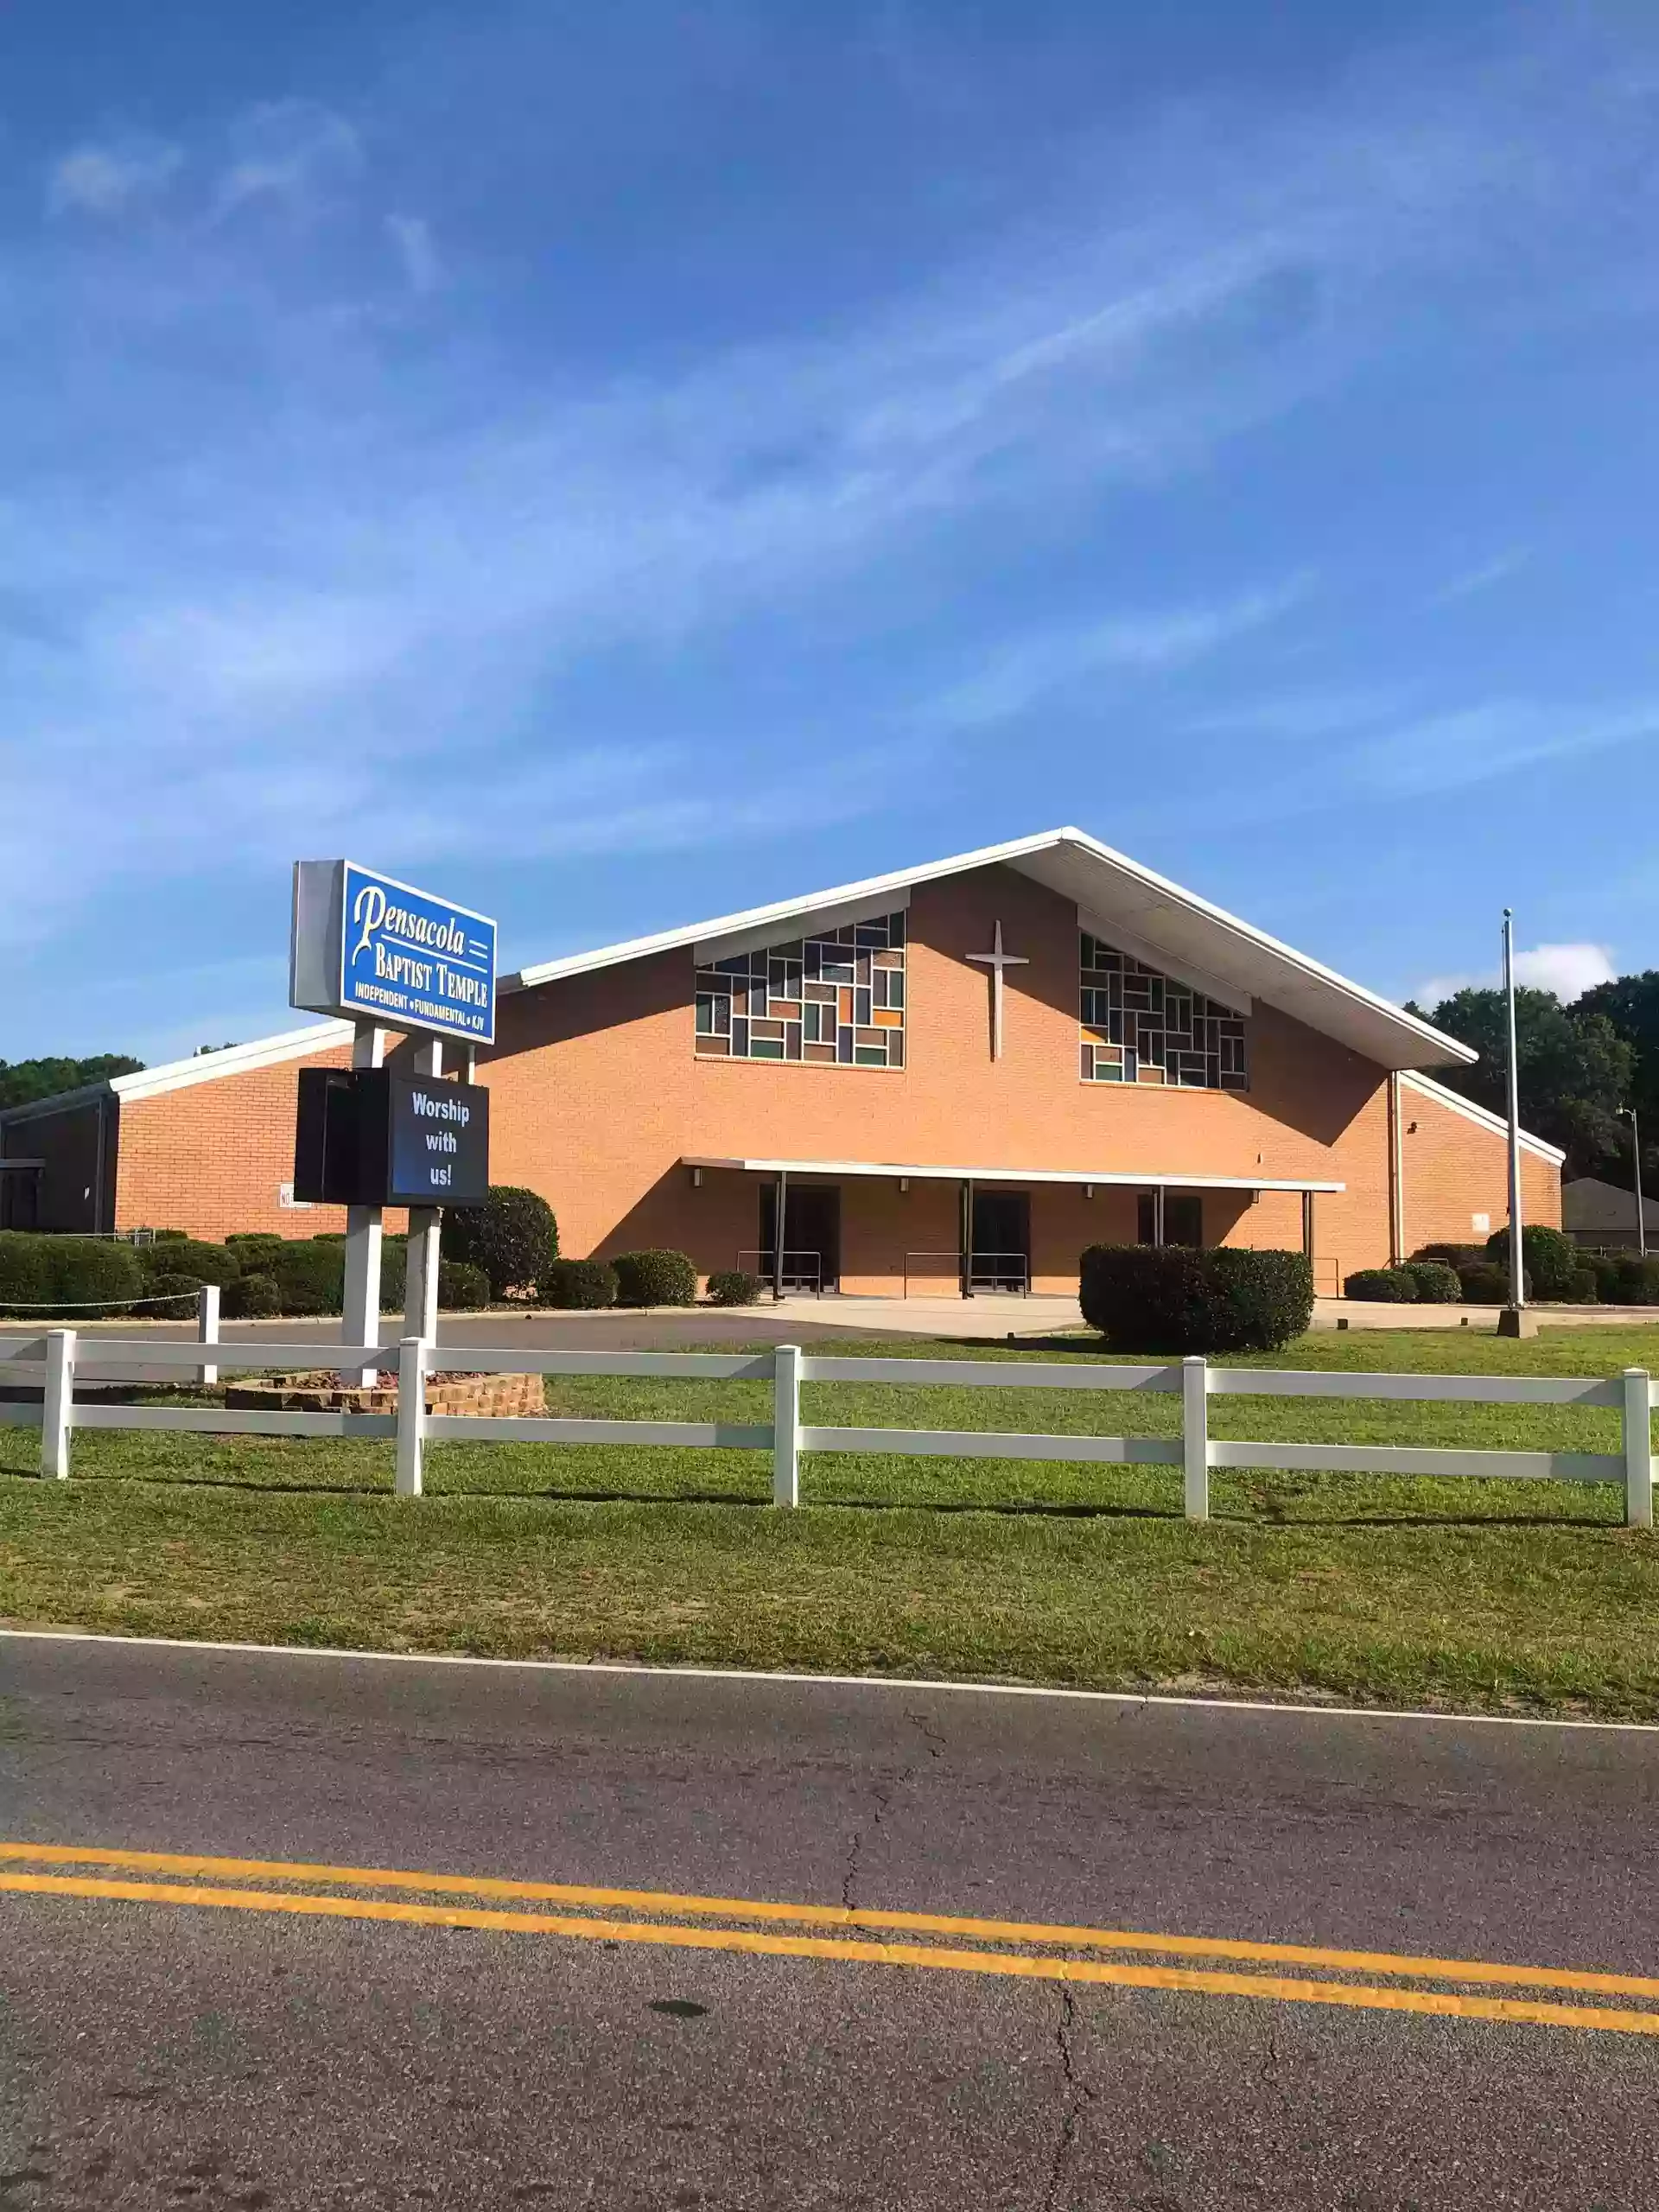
xmin=1623 ymin=1104 xmax=1646 ymax=1261
xmin=1497 ymin=908 xmax=1533 ymax=1338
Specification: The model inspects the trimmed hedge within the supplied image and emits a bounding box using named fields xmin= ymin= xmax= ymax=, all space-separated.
xmin=1457 ymin=1260 xmax=1530 ymax=1305
xmin=437 ymin=1259 xmax=490 ymax=1310
xmin=226 ymin=1271 xmax=282 ymax=1319
xmin=136 ymin=1238 xmax=243 ymax=1287
xmin=146 ymin=1270 xmax=207 ymax=1317
xmin=539 ymin=1257 xmax=618 ymax=1310
xmin=0 ymin=1235 xmax=147 ymax=1317
xmin=1079 ymin=1245 xmax=1313 ymax=1354
xmin=1398 ymin=1259 xmax=1462 ymax=1303
xmin=1344 ymin=1267 xmax=1417 ymax=1302
xmin=1484 ymin=1224 xmax=1585 ymax=1301
xmin=0 ymin=1233 xmax=49 ymax=1310
xmin=442 ymin=1186 xmax=558 ymax=1300
xmin=379 ymin=1236 xmax=407 ymax=1315
xmin=1586 ymin=1251 xmax=1659 ymax=1305
xmin=226 ymin=1234 xmax=287 ymax=1269
xmin=1414 ymin=1243 xmax=1487 ymax=1270
xmin=705 ymin=1268 xmax=763 ymax=1307
xmin=270 ymin=1241 xmax=346 ymax=1317
xmin=612 ymin=1249 xmax=698 ymax=1309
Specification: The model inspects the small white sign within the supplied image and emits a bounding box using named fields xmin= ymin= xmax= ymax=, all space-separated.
xmin=278 ymin=1182 xmax=314 ymax=1211
xmin=1471 ymin=1211 xmax=1491 ymax=1234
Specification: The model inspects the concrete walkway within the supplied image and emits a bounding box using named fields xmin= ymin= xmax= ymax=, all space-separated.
xmin=18 ymin=1291 xmax=1659 ymax=1356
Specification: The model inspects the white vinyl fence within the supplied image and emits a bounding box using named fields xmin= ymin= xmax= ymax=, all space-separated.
xmin=1 ymin=1316 xmax=1654 ymax=1528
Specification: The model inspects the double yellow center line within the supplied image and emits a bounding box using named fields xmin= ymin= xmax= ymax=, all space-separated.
xmin=3 ymin=1840 xmax=1656 ymax=2037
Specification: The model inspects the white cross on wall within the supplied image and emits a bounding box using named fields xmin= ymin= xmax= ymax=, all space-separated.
xmin=967 ymin=920 xmax=1030 ymax=1060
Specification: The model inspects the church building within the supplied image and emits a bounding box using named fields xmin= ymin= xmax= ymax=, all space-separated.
xmin=1 ymin=829 xmax=1563 ymax=1293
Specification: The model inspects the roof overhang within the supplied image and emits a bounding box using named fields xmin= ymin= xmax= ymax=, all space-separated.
xmin=508 ymin=827 xmax=1473 ymax=1074
xmin=683 ymin=1155 xmax=1344 ymax=1194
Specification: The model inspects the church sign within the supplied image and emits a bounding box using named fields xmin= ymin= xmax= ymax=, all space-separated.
xmin=289 ymin=859 xmax=497 ymax=1046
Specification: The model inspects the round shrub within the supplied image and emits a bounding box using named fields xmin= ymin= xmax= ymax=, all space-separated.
xmin=1399 ymin=1259 xmax=1462 ymax=1303
xmin=272 ymin=1241 xmax=346 ymax=1317
xmin=225 ymin=1270 xmax=282 ymax=1319
xmin=612 ymin=1249 xmax=698 ymax=1309
xmin=378 ymin=1236 xmax=408 ymax=1315
xmin=442 ymin=1186 xmax=558 ymax=1300
xmin=1079 ymin=1245 xmax=1313 ymax=1354
xmin=539 ymin=1257 xmax=618 ymax=1310
xmin=1457 ymin=1260 xmax=1531 ymax=1305
xmin=137 ymin=1238 xmax=242 ymax=1287
xmin=1344 ymin=1267 xmax=1418 ymax=1302
xmin=145 ymin=1270 xmax=206 ymax=1318
xmin=705 ymin=1268 xmax=763 ymax=1307
xmin=438 ymin=1259 xmax=490 ymax=1310
xmin=1484 ymin=1224 xmax=1584 ymax=1301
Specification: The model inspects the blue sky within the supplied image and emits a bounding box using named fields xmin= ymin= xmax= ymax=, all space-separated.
xmin=8 ymin=0 xmax=1659 ymax=1063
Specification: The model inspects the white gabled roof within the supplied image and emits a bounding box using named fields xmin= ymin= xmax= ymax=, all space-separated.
xmin=110 ymin=1021 xmax=356 ymax=1103
xmin=1 ymin=829 xmax=1481 ymax=1128
xmin=0 ymin=1021 xmax=353 ymax=1124
xmin=510 ymin=826 xmax=1476 ymax=1073
xmin=1401 ymin=1071 xmax=1566 ymax=1166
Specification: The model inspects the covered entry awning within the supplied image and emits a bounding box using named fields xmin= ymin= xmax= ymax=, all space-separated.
xmin=682 ymin=1155 xmax=1344 ymax=1194
xmin=683 ymin=1155 xmax=1343 ymax=1298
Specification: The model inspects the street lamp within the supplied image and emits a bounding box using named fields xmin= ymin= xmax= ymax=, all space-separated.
xmin=1621 ymin=1106 xmax=1646 ymax=1261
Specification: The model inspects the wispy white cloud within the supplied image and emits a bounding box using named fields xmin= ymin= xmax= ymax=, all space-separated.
xmin=1184 ymin=687 xmax=1403 ymax=741
xmin=919 ymin=579 xmax=1310 ymax=731
xmin=1346 ymin=699 xmax=1659 ymax=797
xmin=48 ymin=137 xmax=181 ymax=218
xmin=213 ymin=99 xmax=364 ymax=219
xmin=1432 ymin=547 xmax=1532 ymax=604
xmin=385 ymin=213 xmax=441 ymax=295
xmin=1417 ymin=942 xmax=1617 ymax=1007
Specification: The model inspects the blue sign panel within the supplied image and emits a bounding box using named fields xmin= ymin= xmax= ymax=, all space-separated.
xmin=337 ymin=863 xmax=496 ymax=1045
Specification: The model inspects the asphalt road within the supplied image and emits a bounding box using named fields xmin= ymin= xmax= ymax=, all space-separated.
xmin=3 ymin=1636 xmax=1659 ymax=2208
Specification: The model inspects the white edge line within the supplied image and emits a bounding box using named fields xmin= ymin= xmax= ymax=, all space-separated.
xmin=2 ymin=1626 xmax=1655 ymax=1734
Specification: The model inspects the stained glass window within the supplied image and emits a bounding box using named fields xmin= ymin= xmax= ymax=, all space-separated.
xmin=696 ymin=912 xmax=906 ymax=1069
xmin=1080 ymin=933 xmax=1247 ymax=1090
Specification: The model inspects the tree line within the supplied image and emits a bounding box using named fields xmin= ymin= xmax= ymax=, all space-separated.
xmin=1405 ymin=975 xmax=1659 ymax=1185
xmin=0 ymin=1054 xmax=144 ymax=1111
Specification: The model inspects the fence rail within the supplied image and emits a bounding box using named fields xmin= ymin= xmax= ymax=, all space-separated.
xmin=0 ymin=1324 xmax=1653 ymax=1527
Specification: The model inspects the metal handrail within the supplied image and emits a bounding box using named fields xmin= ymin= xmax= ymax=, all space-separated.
xmin=738 ymin=1248 xmax=824 ymax=1295
xmin=902 ymin=1250 xmax=1031 ymax=1296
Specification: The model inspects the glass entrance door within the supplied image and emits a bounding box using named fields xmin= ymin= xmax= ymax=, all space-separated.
xmin=969 ymin=1189 xmax=1030 ymax=1293
xmin=759 ymin=1184 xmax=841 ymax=1293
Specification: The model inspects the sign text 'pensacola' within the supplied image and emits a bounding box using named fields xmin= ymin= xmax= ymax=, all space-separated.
xmin=290 ymin=860 xmax=498 ymax=1046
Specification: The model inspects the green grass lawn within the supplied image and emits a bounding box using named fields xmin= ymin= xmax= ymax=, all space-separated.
xmin=4 ymin=1326 xmax=1659 ymax=1713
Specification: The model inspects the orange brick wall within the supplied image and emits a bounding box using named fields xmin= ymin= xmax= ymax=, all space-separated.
xmin=1398 ymin=1079 xmax=1561 ymax=1254
xmin=106 ymin=861 xmax=1556 ymax=1286
xmin=116 ymin=1044 xmax=408 ymax=1240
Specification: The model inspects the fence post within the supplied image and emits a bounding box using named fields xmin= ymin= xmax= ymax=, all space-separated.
xmin=197 ymin=1283 xmax=220 ymax=1389
xmin=1622 ymin=1368 xmax=1652 ymax=1531
xmin=1182 ymin=1355 xmax=1210 ymax=1522
xmin=396 ymin=1336 xmax=428 ymax=1498
xmin=772 ymin=1343 xmax=801 ymax=1508
xmin=41 ymin=1328 xmax=75 ymax=1481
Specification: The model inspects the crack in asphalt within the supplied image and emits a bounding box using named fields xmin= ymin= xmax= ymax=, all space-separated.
xmin=841 ymin=1710 xmax=944 ymax=1910
xmin=1039 ymin=1985 xmax=1091 ymax=2212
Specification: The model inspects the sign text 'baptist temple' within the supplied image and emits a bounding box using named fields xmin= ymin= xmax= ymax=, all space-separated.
xmin=290 ymin=860 xmax=497 ymax=1046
